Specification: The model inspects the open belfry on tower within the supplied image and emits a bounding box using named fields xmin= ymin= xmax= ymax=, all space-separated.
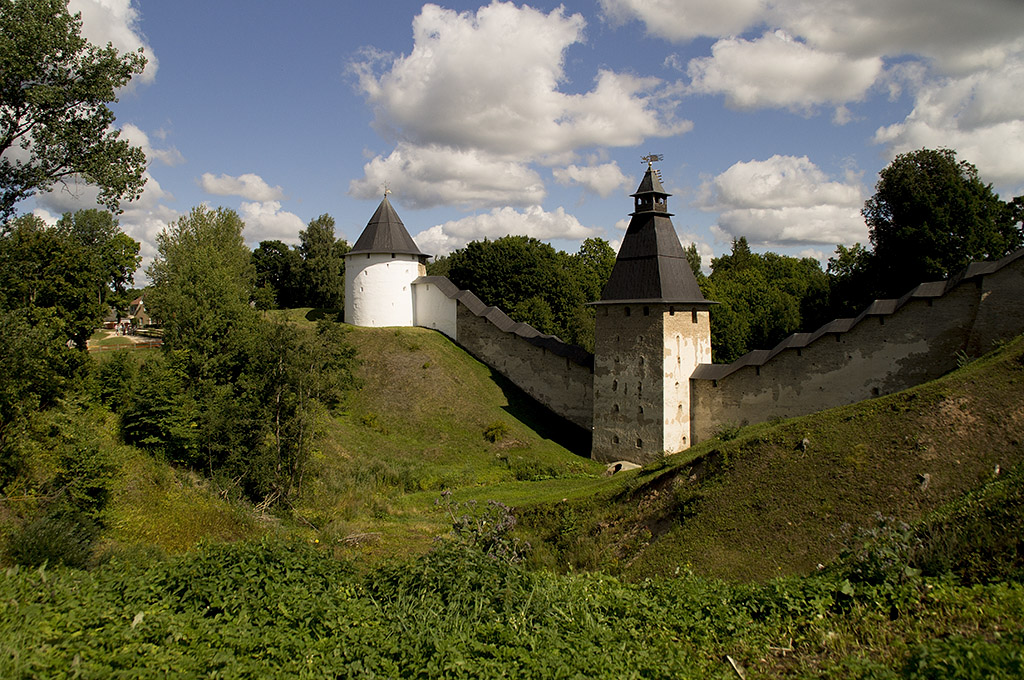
xmin=590 ymin=157 xmax=713 ymax=463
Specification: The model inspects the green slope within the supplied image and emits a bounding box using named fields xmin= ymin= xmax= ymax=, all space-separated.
xmin=518 ymin=335 xmax=1024 ymax=581
xmin=96 ymin=311 xmax=1023 ymax=581
xmin=277 ymin=317 xmax=605 ymax=559
xmin=91 ymin=315 xmax=603 ymax=561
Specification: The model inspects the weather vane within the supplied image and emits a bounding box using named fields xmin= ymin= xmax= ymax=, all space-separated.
xmin=641 ymin=153 xmax=664 ymax=167
xmin=383 ymin=181 xmax=392 ymax=197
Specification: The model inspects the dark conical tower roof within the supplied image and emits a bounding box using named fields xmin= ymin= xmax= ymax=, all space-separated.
xmin=596 ymin=164 xmax=710 ymax=305
xmin=348 ymin=195 xmax=428 ymax=258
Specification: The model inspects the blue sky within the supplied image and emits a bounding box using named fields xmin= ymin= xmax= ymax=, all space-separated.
xmin=30 ymin=0 xmax=1024 ymax=281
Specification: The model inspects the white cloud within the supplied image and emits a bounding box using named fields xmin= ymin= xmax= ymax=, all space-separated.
xmin=873 ymin=54 xmax=1024 ymax=192
xmin=676 ymin=230 xmax=715 ymax=272
xmin=70 ymin=0 xmax=157 ymax=84
xmin=553 ymin=162 xmax=631 ymax=197
xmin=610 ymin=0 xmax=1024 ymax=196
xmin=35 ymin=170 xmax=179 ymax=285
xmin=605 ymin=0 xmax=1024 ymax=76
xmin=412 ymin=205 xmax=600 ymax=256
xmin=351 ymin=2 xmax=688 ymax=207
xmin=238 ymin=201 xmax=306 ymax=244
xmin=797 ymin=248 xmax=828 ymax=263
xmin=31 ymin=208 xmax=59 ymax=226
xmin=119 ymin=123 xmax=184 ymax=166
xmin=699 ymin=155 xmax=868 ymax=246
xmin=687 ymin=31 xmax=883 ymax=112
xmin=773 ymin=0 xmax=1024 ymax=75
xmin=200 ymin=173 xmax=285 ymax=202
xmin=599 ymin=0 xmax=765 ymax=41
xmin=349 ymin=143 xmax=546 ymax=210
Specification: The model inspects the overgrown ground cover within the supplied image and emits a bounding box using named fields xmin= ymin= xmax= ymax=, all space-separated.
xmin=2 ymin=529 xmax=1022 ymax=679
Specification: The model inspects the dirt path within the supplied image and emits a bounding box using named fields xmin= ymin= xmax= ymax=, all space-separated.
xmin=88 ymin=328 xmax=162 ymax=351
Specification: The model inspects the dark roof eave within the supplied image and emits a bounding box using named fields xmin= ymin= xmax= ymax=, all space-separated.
xmin=589 ymin=298 xmax=717 ymax=306
xmin=346 ymin=248 xmax=430 ymax=258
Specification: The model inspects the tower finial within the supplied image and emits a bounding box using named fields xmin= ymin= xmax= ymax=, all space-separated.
xmin=383 ymin=180 xmax=392 ymax=198
xmin=641 ymin=153 xmax=664 ymax=168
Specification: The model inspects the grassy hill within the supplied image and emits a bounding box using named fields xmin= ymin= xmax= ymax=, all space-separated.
xmin=96 ymin=313 xmax=606 ymax=561
xmin=6 ymin=318 xmax=1024 ymax=678
xmin=282 ymin=315 xmax=604 ymax=559
xmin=516 ymin=333 xmax=1024 ymax=581
xmin=96 ymin=313 xmax=1024 ymax=580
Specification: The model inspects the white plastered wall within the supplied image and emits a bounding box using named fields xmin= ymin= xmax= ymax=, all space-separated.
xmin=344 ymin=253 xmax=423 ymax=327
xmin=411 ymin=281 xmax=458 ymax=340
xmin=663 ymin=308 xmax=712 ymax=453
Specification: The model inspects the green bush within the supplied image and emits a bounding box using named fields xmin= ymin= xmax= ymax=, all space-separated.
xmin=482 ymin=420 xmax=510 ymax=443
xmin=435 ymin=491 xmax=531 ymax=563
xmin=6 ymin=509 xmax=98 ymax=568
xmin=95 ymin=349 xmax=138 ymax=412
xmin=902 ymin=633 xmax=1024 ymax=679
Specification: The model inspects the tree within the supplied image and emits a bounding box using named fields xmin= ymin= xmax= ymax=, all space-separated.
xmin=146 ymin=205 xmax=257 ymax=381
xmin=826 ymin=243 xmax=875 ymax=316
xmin=0 ymin=210 xmax=139 ymax=348
xmin=56 ymin=209 xmax=140 ymax=330
xmin=297 ymin=214 xmax=347 ymax=309
xmin=683 ymin=242 xmax=703 ymax=280
xmin=863 ymin=148 xmax=1023 ymax=297
xmin=443 ymin=235 xmax=616 ymax=351
xmin=703 ymin=238 xmax=831 ymax=363
xmin=447 ymin=235 xmax=564 ymax=319
xmin=252 ymin=239 xmax=302 ymax=308
xmin=0 ymin=0 xmax=148 ymax=222
xmin=0 ymin=307 xmax=79 ymax=480
xmin=138 ymin=205 xmax=359 ymax=502
xmin=572 ymin=237 xmax=616 ymax=302
xmin=0 ymin=209 xmax=139 ymax=479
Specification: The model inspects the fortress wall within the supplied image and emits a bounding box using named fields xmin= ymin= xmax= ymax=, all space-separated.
xmin=455 ymin=304 xmax=594 ymax=430
xmin=412 ymin=280 xmax=458 ymax=339
xmin=967 ymin=255 xmax=1024 ymax=354
xmin=412 ymin=276 xmax=594 ymax=430
xmin=690 ymin=250 xmax=1024 ymax=444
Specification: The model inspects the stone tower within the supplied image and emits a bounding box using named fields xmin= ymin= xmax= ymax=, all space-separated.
xmin=591 ymin=160 xmax=713 ymax=464
xmin=344 ymin=194 xmax=429 ymax=327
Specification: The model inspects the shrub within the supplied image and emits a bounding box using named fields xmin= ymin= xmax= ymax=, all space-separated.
xmin=714 ymin=422 xmax=742 ymax=441
xmin=902 ymin=633 xmax=1024 ymax=679
xmin=95 ymin=350 xmax=138 ymax=412
xmin=6 ymin=509 xmax=99 ymax=569
xmin=483 ymin=420 xmax=510 ymax=443
xmin=436 ymin=491 xmax=530 ymax=563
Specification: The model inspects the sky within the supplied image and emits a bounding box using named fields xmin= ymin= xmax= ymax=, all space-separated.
xmin=27 ymin=0 xmax=1024 ymax=282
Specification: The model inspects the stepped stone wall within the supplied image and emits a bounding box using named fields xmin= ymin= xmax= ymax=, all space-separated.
xmin=689 ymin=250 xmax=1024 ymax=444
xmin=403 ymin=250 xmax=1024 ymax=457
xmin=412 ymin=276 xmax=593 ymax=430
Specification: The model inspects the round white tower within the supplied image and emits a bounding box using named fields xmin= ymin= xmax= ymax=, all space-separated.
xmin=344 ymin=195 xmax=429 ymax=327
